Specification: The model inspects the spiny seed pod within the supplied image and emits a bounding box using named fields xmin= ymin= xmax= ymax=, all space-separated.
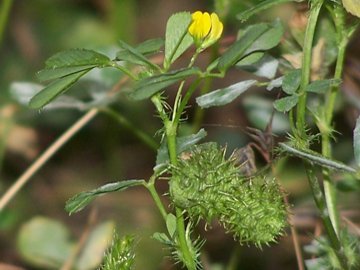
xmin=170 ymin=142 xmax=287 ymax=247
xmin=101 ymin=233 xmax=136 ymax=270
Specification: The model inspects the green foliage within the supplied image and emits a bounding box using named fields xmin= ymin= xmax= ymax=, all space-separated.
xmin=65 ymin=180 xmax=145 ymax=215
xmin=218 ymin=20 xmax=283 ymax=71
xmin=279 ymin=143 xmax=357 ymax=173
xmin=101 ymin=233 xmax=136 ymax=270
xmin=135 ymin=38 xmax=165 ymax=55
xmin=170 ymin=143 xmax=287 ymax=247
xmin=306 ymin=79 xmax=342 ymax=94
xmin=116 ymin=40 xmax=161 ymax=70
xmin=29 ymin=70 xmax=90 ymax=109
xmin=164 ymin=12 xmax=193 ymax=69
xmin=129 ymin=67 xmax=201 ymax=100
xmin=218 ymin=24 xmax=269 ymax=71
xmin=237 ymin=0 xmax=296 ymax=21
xmin=16 ymin=2 xmax=360 ymax=269
xmin=196 ymin=80 xmax=257 ymax=108
xmin=282 ymin=69 xmax=302 ymax=95
xmin=44 ymin=49 xmax=111 ymax=69
xmin=30 ymin=49 xmax=114 ymax=109
xmin=273 ymin=95 xmax=299 ymax=112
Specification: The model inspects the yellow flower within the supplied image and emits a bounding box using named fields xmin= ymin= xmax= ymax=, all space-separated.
xmin=188 ymin=11 xmax=223 ymax=49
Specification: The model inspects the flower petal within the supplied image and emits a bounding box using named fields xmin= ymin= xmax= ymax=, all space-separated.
xmin=188 ymin=11 xmax=211 ymax=40
xmin=209 ymin=13 xmax=223 ymax=41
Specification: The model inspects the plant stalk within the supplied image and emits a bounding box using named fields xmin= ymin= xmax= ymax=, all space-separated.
xmin=304 ymin=163 xmax=349 ymax=269
xmin=296 ymin=0 xmax=324 ymax=136
xmin=321 ymin=4 xmax=352 ymax=237
xmin=146 ymin=180 xmax=168 ymax=222
xmin=0 ymin=0 xmax=13 ymax=47
xmin=321 ymin=39 xmax=346 ymax=236
xmin=166 ymin=123 xmax=196 ymax=270
xmin=152 ymin=94 xmax=197 ymax=270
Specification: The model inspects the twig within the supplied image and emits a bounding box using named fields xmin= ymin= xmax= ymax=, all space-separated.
xmin=0 ymin=108 xmax=98 ymax=212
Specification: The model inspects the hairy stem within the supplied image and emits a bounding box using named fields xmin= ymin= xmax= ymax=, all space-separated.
xmin=146 ymin=176 xmax=168 ymax=222
xmin=321 ymin=5 xmax=349 ymax=236
xmin=304 ymin=163 xmax=349 ymax=269
xmin=296 ymin=0 xmax=324 ymax=136
xmin=152 ymin=94 xmax=197 ymax=270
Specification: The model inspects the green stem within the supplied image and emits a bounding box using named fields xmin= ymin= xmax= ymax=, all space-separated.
xmin=152 ymin=94 xmax=197 ymax=270
xmin=0 ymin=0 xmax=13 ymax=47
xmin=174 ymin=79 xmax=201 ymax=125
xmin=167 ymin=121 xmax=197 ymax=270
xmin=321 ymin=38 xmax=347 ymax=237
xmin=320 ymin=5 xmax=352 ymax=237
xmin=295 ymin=2 xmax=350 ymax=268
xmin=296 ymin=0 xmax=324 ymax=136
xmin=100 ymin=108 xmax=158 ymax=151
xmin=146 ymin=175 xmax=168 ymax=221
xmin=304 ymin=163 xmax=349 ymax=269
xmin=111 ymin=62 xmax=138 ymax=80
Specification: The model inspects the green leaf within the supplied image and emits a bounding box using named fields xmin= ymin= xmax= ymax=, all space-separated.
xmin=152 ymin=232 xmax=172 ymax=245
xmin=273 ymin=95 xmax=299 ymax=112
xmin=280 ymin=143 xmax=357 ymax=173
xmin=45 ymin=49 xmax=111 ymax=68
xmin=236 ymin=52 xmax=264 ymax=66
xmin=196 ymin=80 xmax=257 ymax=108
xmin=17 ymin=217 xmax=74 ymax=268
xmin=244 ymin=19 xmax=284 ymax=55
xmin=136 ymin=38 xmax=164 ymax=55
xmin=37 ymin=65 xmax=97 ymax=82
xmin=129 ymin=67 xmax=200 ymax=100
xmin=237 ymin=0 xmax=296 ymax=21
xmin=29 ymin=70 xmax=90 ymax=109
xmin=76 ymin=221 xmax=115 ymax=270
xmin=164 ymin=12 xmax=193 ymax=69
xmin=155 ymin=128 xmax=207 ymax=168
xmin=306 ymin=79 xmax=342 ymax=94
xmin=116 ymin=40 xmax=160 ymax=70
xmin=354 ymin=116 xmax=360 ymax=167
xmin=65 ymin=180 xmax=145 ymax=215
xmin=236 ymin=54 xmax=279 ymax=79
xmin=282 ymin=69 xmax=301 ymax=95
xmin=218 ymin=24 xmax=269 ymax=71
xmin=37 ymin=49 xmax=111 ymax=82
xmin=166 ymin=214 xmax=177 ymax=238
